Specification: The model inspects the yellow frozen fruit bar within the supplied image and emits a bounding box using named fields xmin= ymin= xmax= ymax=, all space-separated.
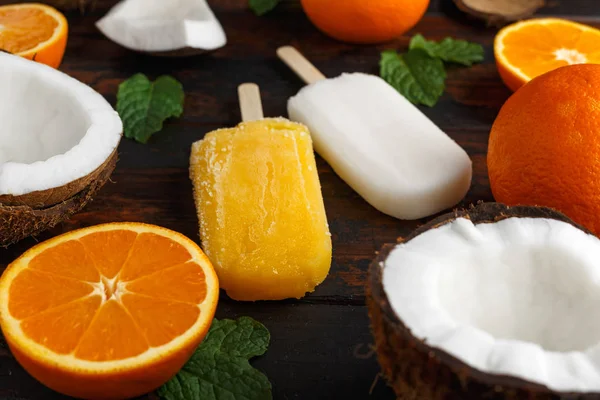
xmin=189 ymin=118 xmax=332 ymax=301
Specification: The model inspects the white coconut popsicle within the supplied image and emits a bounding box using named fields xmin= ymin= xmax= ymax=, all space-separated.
xmin=278 ymin=46 xmax=472 ymax=220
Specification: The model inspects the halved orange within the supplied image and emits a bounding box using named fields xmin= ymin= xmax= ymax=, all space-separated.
xmin=495 ymin=18 xmax=600 ymax=91
xmin=0 ymin=3 xmax=68 ymax=68
xmin=0 ymin=223 xmax=219 ymax=400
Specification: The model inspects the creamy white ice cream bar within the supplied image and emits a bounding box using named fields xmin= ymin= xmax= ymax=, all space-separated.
xmin=287 ymin=72 xmax=472 ymax=220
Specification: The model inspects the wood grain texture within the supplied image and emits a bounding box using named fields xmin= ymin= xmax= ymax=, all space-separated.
xmin=0 ymin=0 xmax=599 ymax=399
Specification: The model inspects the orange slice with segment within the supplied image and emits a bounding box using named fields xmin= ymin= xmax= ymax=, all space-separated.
xmin=0 ymin=3 xmax=68 ymax=68
xmin=495 ymin=18 xmax=600 ymax=91
xmin=0 ymin=223 xmax=219 ymax=400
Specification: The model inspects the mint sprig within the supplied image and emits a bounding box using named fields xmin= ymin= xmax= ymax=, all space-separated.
xmin=380 ymin=49 xmax=446 ymax=108
xmin=249 ymin=0 xmax=281 ymax=16
xmin=380 ymin=35 xmax=484 ymax=107
xmin=116 ymin=73 xmax=185 ymax=144
xmin=410 ymin=34 xmax=484 ymax=66
xmin=157 ymin=317 xmax=272 ymax=400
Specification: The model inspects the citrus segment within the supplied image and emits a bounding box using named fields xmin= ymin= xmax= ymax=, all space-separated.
xmin=0 ymin=6 xmax=57 ymax=53
xmin=79 ymin=230 xmax=137 ymax=279
xmin=0 ymin=3 xmax=68 ymax=68
xmin=21 ymin=296 xmax=102 ymax=354
xmin=8 ymin=269 xmax=94 ymax=319
xmin=495 ymin=18 xmax=600 ymax=91
xmin=74 ymin=299 xmax=149 ymax=362
xmin=119 ymin=232 xmax=192 ymax=281
xmin=0 ymin=222 xmax=219 ymax=400
xmin=121 ymin=294 xmax=201 ymax=347
xmin=29 ymin=240 xmax=100 ymax=282
xmin=126 ymin=262 xmax=207 ymax=304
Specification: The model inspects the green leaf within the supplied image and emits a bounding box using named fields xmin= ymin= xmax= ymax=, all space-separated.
xmin=409 ymin=34 xmax=484 ymax=66
xmin=249 ymin=0 xmax=280 ymax=16
xmin=157 ymin=317 xmax=272 ymax=400
xmin=116 ymin=73 xmax=184 ymax=144
xmin=200 ymin=317 xmax=270 ymax=359
xmin=380 ymin=48 xmax=446 ymax=107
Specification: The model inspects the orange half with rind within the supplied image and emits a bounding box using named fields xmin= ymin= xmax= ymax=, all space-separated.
xmin=0 ymin=222 xmax=219 ymax=400
xmin=495 ymin=18 xmax=600 ymax=91
xmin=0 ymin=3 xmax=68 ymax=68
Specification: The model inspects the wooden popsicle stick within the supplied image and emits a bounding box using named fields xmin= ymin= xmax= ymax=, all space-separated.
xmin=277 ymin=46 xmax=326 ymax=85
xmin=238 ymin=83 xmax=264 ymax=122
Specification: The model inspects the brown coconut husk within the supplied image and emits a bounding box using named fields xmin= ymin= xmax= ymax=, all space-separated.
xmin=0 ymin=150 xmax=118 ymax=247
xmin=0 ymin=150 xmax=117 ymax=208
xmin=454 ymin=0 xmax=546 ymax=26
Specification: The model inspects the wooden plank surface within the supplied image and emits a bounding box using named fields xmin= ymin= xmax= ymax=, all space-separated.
xmin=0 ymin=0 xmax=598 ymax=399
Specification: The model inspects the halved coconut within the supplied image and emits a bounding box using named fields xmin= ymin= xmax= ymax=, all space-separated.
xmin=0 ymin=52 xmax=121 ymax=246
xmin=368 ymin=202 xmax=600 ymax=398
xmin=96 ymin=0 xmax=227 ymax=56
xmin=454 ymin=0 xmax=545 ymax=26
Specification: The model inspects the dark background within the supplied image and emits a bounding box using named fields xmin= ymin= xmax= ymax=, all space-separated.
xmin=0 ymin=0 xmax=599 ymax=399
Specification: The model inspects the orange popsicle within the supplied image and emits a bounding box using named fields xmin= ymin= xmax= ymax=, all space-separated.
xmin=189 ymin=84 xmax=332 ymax=301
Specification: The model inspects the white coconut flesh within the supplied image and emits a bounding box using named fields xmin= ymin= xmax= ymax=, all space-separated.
xmin=382 ymin=216 xmax=600 ymax=392
xmin=0 ymin=52 xmax=121 ymax=197
xmin=96 ymin=0 xmax=227 ymax=52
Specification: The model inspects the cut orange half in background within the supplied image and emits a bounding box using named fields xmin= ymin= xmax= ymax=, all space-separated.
xmin=0 ymin=223 xmax=219 ymax=400
xmin=0 ymin=3 xmax=68 ymax=68
xmin=495 ymin=18 xmax=600 ymax=91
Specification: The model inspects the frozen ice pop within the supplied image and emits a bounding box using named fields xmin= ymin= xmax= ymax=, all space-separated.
xmin=189 ymin=83 xmax=332 ymax=301
xmin=278 ymin=46 xmax=472 ymax=220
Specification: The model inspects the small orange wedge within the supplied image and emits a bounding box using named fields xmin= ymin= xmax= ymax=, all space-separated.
xmin=495 ymin=18 xmax=600 ymax=91
xmin=0 ymin=223 xmax=219 ymax=400
xmin=0 ymin=3 xmax=68 ymax=68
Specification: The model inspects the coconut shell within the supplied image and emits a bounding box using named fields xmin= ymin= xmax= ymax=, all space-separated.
xmin=367 ymin=202 xmax=598 ymax=399
xmin=0 ymin=150 xmax=117 ymax=247
xmin=454 ymin=0 xmax=545 ymax=26
xmin=0 ymin=151 xmax=116 ymax=208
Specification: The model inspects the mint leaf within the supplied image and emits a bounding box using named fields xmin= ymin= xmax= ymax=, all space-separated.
xmin=409 ymin=34 xmax=484 ymax=66
xmin=201 ymin=317 xmax=270 ymax=359
xmin=157 ymin=317 xmax=272 ymax=400
xmin=116 ymin=73 xmax=184 ymax=144
xmin=249 ymin=0 xmax=280 ymax=16
xmin=380 ymin=48 xmax=446 ymax=107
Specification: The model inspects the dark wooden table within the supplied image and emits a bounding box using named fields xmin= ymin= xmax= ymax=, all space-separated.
xmin=1 ymin=0 xmax=599 ymax=399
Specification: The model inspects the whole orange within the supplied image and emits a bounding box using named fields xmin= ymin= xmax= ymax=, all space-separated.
xmin=488 ymin=64 xmax=600 ymax=235
xmin=300 ymin=0 xmax=429 ymax=44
